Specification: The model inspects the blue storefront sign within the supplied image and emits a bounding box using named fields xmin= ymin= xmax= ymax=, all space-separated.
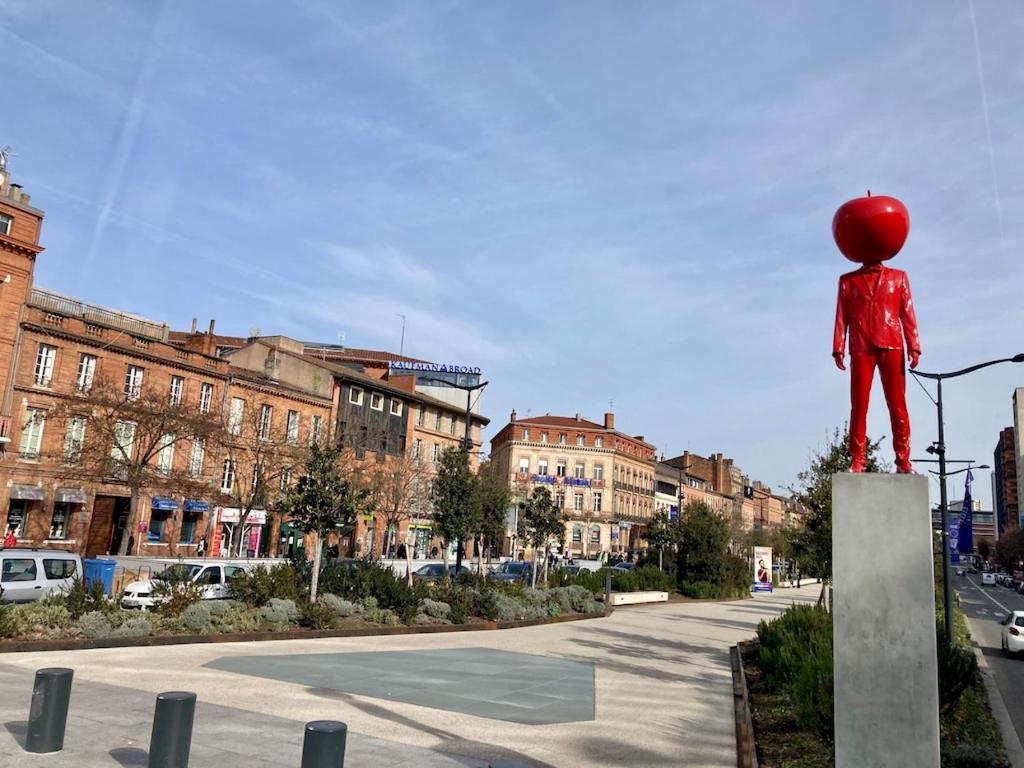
xmin=669 ymin=504 xmax=679 ymax=522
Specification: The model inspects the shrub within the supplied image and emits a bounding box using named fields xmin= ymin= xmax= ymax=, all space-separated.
xmin=299 ymin=599 xmax=336 ymax=629
xmin=229 ymin=564 xmax=300 ymax=606
xmin=318 ymin=558 xmax=423 ymax=624
xmin=78 ymin=611 xmax=113 ymax=639
xmin=318 ymin=593 xmax=355 ymax=619
xmin=494 ymin=593 xmax=523 ymax=621
xmin=59 ymin=580 xmax=108 ymax=619
xmin=0 ymin=602 xmax=17 ymax=638
xmin=790 ymin=629 xmax=833 ymax=736
xmin=580 ymin=596 xmax=604 ymax=615
xmin=111 ymin=616 xmax=152 ymax=638
xmin=260 ymin=598 xmax=301 ymax=625
xmin=152 ymin=580 xmax=204 ymax=618
xmin=359 ymin=596 xmax=378 ymax=614
xmin=937 ymin=626 xmax=980 ymax=713
xmin=421 ymin=599 xmax=452 ymax=621
xmin=181 ymin=603 xmax=214 ymax=633
xmin=633 ymin=565 xmax=674 ymax=592
xmin=433 ymin=586 xmax=473 ymax=624
xmin=471 ymin=588 xmax=500 ymax=621
xmin=756 ymin=604 xmax=833 ymax=688
xmin=546 ymin=588 xmax=573 ymax=614
xmin=15 ymin=602 xmax=72 ymax=634
xmin=941 ymin=743 xmax=1006 ymax=768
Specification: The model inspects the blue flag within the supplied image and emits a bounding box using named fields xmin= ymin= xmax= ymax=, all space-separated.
xmin=957 ymin=469 xmax=974 ymax=555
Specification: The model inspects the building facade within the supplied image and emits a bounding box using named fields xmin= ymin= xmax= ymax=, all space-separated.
xmin=994 ymin=425 xmax=1018 ymax=535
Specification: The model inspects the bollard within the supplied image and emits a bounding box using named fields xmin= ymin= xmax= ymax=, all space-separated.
xmin=26 ymin=667 xmax=73 ymax=753
xmin=301 ymin=720 xmax=347 ymax=768
xmin=148 ymin=691 xmax=196 ymax=768
xmin=604 ymin=572 xmax=612 ymax=607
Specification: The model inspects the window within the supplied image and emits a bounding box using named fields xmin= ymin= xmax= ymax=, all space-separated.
xmin=5 ymin=501 xmax=27 ymax=538
xmin=48 ymin=505 xmax=72 ymax=540
xmin=228 ymin=398 xmax=245 ymax=435
xmin=19 ymin=407 xmax=45 ymax=460
xmin=198 ymin=382 xmax=214 ymax=413
xmin=555 ymin=490 xmax=565 ymax=508
xmin=540 ymin=431 xmax=549 ymax=443
xmin=169 ymin=376 xmax=184 ymax=406
xmin=594 ymin=464 xmax=604 ymax=481
xmin=1 ymin=558 xmax=37 ymax=583
xmin=434 ymin=410 xmax=441 ymax=430
xmin=390 ymin=399 xmax=403 ymax=416
xmin=538 ymin=459 xmax=548 ymax=476
xmin=595 ymin=437 xmax=603 ymax=448
xmin=43 ymin=558 xmax=76 ymax=579
xmin=221 ymin=459 xmax=235 ymax=492
xmin=0 ymin=213 xmax=11 ymax=236
xmin=63 ymin=416 xmax=86 ymax=464
xmin=310 ymin=415 xmax=323 ymax=444
xmin=258 ymin=404 xmax=273 ymax=440
xmin=431 ymin=443 xmax=440 ymax=465
xmin=559 ymin=433 xmax=566 ymax=445
xmin=413 ymin=438 xmax=423 ymax=462
xmin=148 ymin=510 xmax=168 ymax=542
xmin=112 ymin=420 xmax=135 ymax=461
xmin=77 ymin=354 xmax=96 ymax=392
xmin=370 ymin=392 xmax=384 ymax=411
xmin=416 ymin=406 xmax=425 ymax=426
xmin=156 ymin=434 xmax=175 ymax=475
xmin=449 ymin=416 xmax=456 ymax=435
xmin=280 ymin=468 xmax=292 ymax=490
xmin=179 ymin=511 xmax=199 ymax=544
xmin=519 ymin=457 xmax=530 ymax=474
xmin=522 ymin=428 xmax=530 ymax=441
xmin=574 ymin=493 xmax=584 ymax=511
xmin=591 ymin=525 xmax=601 ymax=544
xmin=34 ymin=344 xmax=56 ymax=386
xmin=188 ymin=439 xmax=205 ymax=478
xmin=576 ymin=434 xmax=585 ymax=446
xmin=594 ymin=491 xmax=603 ymax=512
xmin=574 ymin=463 xmax=585 ymax=479
xmin=349 ymin=387 xmax=364 ymax=406
xmin=124 ymin=365 xmax=144 ymax=399
xmin=251 ymin=462 xmax=263 ymax=491
xmin=556 ymin=461 xmax=566 ymax=477
xmin=286 ymin=410 xmax=299 ymax=444
xmin=572 ymin=524 xmax=583 ymax=543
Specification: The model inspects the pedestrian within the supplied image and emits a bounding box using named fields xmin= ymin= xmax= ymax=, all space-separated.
xmin=397 ymin=543 xmax=407 ymax=559
xmin=796 ymin=568 xmax=801 ymax=589
xmin=2 ymin=529 xmax=15 ymax=549
xmin=197 ymin=537 xmax=207 ymax=557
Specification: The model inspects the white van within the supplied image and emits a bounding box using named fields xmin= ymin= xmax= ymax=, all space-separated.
xmin=0 ymin=548 xmax=82 ymax=603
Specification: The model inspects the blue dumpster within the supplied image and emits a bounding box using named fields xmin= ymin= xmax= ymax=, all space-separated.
xmin=83 ymin=559 xmax=116 ymax=595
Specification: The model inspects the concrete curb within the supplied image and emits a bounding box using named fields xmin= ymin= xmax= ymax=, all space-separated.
xmin=0 ymin=609 xmax=610 ymax=654
xmin=970 ymin=642 xmax=1024 ymax=768
xmin=730 ymin=641 xmax=759 ymax=768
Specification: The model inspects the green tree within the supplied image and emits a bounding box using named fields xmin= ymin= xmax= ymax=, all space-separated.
xmin=518 ymin=486 xmax=565 ymax=587
xmin=282 ymin=443 xmax=371 ymax=601
xmin=646 ymin=510 xmax=680 ymax=571
xmin=789 ymin=427 xmax=884 ymax=603
xmin=431 ymin=446 xmax=478 ymax=576
xmin=995 ymin=529 xmax=1024 ymax=572
xmin=976 ymin=538 xmax=992 ymax=564
xmin=472 ymin=463 xmax=512 ymax=574
xmin=676 ymin=500 xmax=732 ymax=586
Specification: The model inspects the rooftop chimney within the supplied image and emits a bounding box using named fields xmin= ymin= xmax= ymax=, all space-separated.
xmin=208 ymin=319 xmax=216 ymax=335
xmin=510 ymin=409 xmax=517 ymax=422
xmin=575 ymin=412 xmax=581 ymax=421
xmin=603 ymin=412 xmax=614 ymax=430
xmin=190 ymin=318 xmax=198 ymax=333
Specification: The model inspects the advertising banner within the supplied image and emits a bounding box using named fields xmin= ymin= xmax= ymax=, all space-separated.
xmin=753 ymin=546 xmax=773 ymax=592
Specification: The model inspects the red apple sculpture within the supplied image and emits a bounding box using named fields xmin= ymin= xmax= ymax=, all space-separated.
xmin=832 ymin=192 xmax=910 ymax=264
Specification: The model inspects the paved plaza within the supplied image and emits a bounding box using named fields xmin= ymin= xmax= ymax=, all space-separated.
xmin=0 ymin=584 xmax=820 ymax=767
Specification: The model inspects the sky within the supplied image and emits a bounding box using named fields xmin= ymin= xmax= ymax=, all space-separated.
xmin=2 ymin=0 xmax=1023 ymax=507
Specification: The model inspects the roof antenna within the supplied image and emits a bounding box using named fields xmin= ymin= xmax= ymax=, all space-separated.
xmin=396 ymin=314 xmax=406 ymax=356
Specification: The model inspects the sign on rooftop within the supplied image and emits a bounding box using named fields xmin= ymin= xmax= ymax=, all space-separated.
xmin=389 ymin=360 xmax=481 ymax=388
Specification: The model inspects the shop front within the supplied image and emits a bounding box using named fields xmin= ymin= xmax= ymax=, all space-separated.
xmin=214 ymin=507 xmax=267 ymax=557
xmin=179 ymin=499 xmax=208 ymax=549
xmin=4 ymin=484 xmax=45 ymax=541
xmin=50 ymin=488 xmax=87 ymax=542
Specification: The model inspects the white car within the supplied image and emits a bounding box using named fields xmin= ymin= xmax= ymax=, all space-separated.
xmin=1 ymin=549 xmax=82 ymax=603
xmin=121 ymin=562 xmax=249 ymax=609
xmin=1001 ymin=611 xmax=1024 ymax=656
xmin=982 ymin=572 xmax=997 ymax=587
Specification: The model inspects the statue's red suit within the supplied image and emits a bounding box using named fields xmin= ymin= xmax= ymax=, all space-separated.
xmin=832 ymin=194 xmax=921 ymax=473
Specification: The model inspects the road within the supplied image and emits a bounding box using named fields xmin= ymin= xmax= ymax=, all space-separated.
xmin=956 ymin=572 xmax=1024 ymax=750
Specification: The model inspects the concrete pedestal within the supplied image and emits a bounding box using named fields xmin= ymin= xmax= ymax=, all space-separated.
xmin=832 ymin=473 xmax=939 ymax=768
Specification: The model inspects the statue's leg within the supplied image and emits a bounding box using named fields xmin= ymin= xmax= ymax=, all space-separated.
xmin=849 ymin=351 xmax=876 ymax=472
xmin=878 ymin=348 xmax=912 ymax=473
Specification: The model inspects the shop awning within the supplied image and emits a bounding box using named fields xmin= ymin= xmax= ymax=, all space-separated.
xmin=10 ymin=484 xmax=44 ymax=501
xmin=183 ymin=499 xmax=208 ymax=513
xmin=151 ymin=496 xmax=178 ymax=511
xmin=55 ymin=488 xmax=87 ymax=504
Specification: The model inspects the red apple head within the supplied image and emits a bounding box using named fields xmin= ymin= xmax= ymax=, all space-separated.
xmin=832 ymin=193 xmax=910 ymax=264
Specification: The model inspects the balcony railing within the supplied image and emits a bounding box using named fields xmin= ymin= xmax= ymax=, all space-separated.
xmin=29 ymin=288 xmax=169 ymax=342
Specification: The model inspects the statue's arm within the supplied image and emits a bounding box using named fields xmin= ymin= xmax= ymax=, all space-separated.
xmin=833 ymin=277 xmax=847 ymax=370
xmin=900 ymin=272 xmax=921 ymax=364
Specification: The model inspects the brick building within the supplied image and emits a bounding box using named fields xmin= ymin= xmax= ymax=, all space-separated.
xmin=994 ymin=426 xmax=1018 ymax=535
xmin=488 ymin=411 xmax=656 ymax=557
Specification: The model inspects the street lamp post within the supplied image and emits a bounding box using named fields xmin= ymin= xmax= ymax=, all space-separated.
xmin=911 ymin=353 xmax=1024 ymax=646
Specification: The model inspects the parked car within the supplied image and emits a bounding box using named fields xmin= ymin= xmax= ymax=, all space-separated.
xmin=411 ymin=563 xmax=470 ymax=583
xmin=0 ymin=548 xmax=82 ymax=603
xmin=121 ymin=562 xmax=250 ymax=609
xmin=488 ymin=561 xmax=534 ymax=583
xmin=982 ymin=572 xmax=997 ymax=586
xmin=1001 ymin=611 xmax=1024 ymax=656
xmin=612 ymin=561 xmax=635 ymax=571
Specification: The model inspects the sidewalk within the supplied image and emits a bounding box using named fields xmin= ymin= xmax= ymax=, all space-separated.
xmin=0 ymin=584 xmax=820 ymax=767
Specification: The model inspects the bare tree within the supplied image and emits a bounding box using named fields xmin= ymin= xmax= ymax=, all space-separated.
xmin=213 ymin=397 xmax=311 ymax=556
xmin=368 ymin=450 xmax=431 ymax=579
xmin=50 ymin=377 xmax=221 ymax=555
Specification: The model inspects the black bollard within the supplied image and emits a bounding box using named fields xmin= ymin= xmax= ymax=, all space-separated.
xmin=26 ymin=667 xmax=73 ymax=753
xmin=148 ymin=691 xmax=196 ymax=768
xmin=301 ymin=720 xmax=347 ymax=768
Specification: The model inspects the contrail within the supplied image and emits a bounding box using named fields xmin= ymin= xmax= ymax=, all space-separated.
xmin=966 ymin=0 xmax=1006 ymax=258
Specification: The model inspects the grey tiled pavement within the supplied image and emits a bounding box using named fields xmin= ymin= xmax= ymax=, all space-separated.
xmin=0 ymin=663 xmax=488 ymax=767
xmin=206 ymin=648 xmax=595 ymax=725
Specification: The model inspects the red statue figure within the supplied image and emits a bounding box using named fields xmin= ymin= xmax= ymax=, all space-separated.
xmin=832 ymin=193 xmax=921 ymax=474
